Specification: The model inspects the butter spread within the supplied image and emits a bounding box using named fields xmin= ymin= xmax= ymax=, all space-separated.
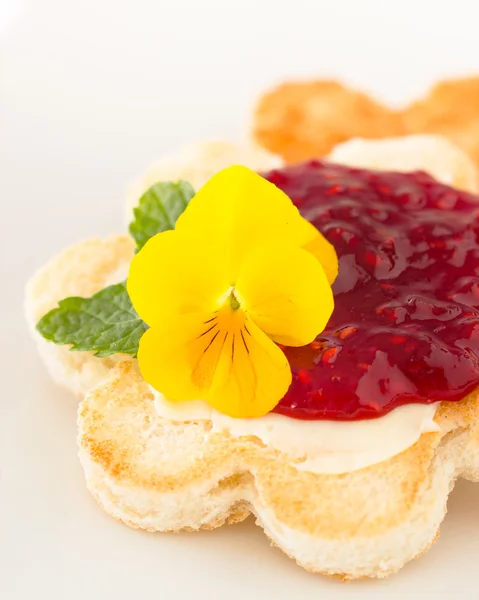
xmin=152 ymin=389 xmax=440 ymax=474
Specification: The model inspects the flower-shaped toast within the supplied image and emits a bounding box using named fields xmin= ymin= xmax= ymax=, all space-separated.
xmin=27 ymin=138 xmax=479 ymax=580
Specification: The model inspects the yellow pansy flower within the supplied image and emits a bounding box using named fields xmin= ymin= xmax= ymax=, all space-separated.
xmin=127 ymin=166 xmax=337 ymax=418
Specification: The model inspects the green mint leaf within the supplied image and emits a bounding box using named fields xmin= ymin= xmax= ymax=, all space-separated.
xmin=129 ymin=180 xmax=195 ymax=251
xmin=36 ymin=282 xmax=147 ymax=357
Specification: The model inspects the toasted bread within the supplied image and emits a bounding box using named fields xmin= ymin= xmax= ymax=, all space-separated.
xmin=27 ymin=136 xmax=479 ymax=579
xmin=78 ymin=360 xmax=479 ymax=579
xmin=253 ymin=76 xmax=479 ymax=173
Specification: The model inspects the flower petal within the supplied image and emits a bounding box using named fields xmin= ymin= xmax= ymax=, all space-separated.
xmin=236 ymin=242 xmax=334 ymax=346
xmin=138 ymin=309 xmax=291 ymax=418
xmin=127 ymin=230 xmax=230 ymax=327
xmin=175 ymin=165 xmax=324 ymax=280
xmin=298 ymin=220 xmax=339 ymax=284
xmin=207 ymin=315 xmax=292 ymax=417
xmin=138 ymin=311 xmax=224 ymax=400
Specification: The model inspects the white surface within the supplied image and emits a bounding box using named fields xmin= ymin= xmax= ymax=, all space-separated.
xmin=2 ymin=1 xmax=479 ymax=598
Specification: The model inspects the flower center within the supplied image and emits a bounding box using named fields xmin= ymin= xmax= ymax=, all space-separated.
xmin=228 ymin=287 xmax=241 ymax=311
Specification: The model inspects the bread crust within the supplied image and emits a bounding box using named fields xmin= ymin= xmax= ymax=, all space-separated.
xmin=253 ymin=76 xmax=479 ymax=173
xmin=78 ymin=360 xmax=479 ymax=579
xmin=26 ymin=136 xmax=479 ymax=579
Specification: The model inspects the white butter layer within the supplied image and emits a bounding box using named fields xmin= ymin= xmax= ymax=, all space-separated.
xmin=152 ymin=389 xmax=440 ymax=475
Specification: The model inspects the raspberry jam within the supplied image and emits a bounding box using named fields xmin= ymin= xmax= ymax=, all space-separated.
xmin=264 ymin=161 xmax=479 ymax=420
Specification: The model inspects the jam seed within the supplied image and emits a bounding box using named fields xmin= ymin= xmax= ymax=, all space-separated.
xmin=365 ymin=251 xmax=378 ymax=266
xmin=297 ymin=369 xmax=312 ymax=385
xmin=327 ymin=184 xmax=342 ymax=195
xmin=322 ymin=347 xmax=338 ymax=364
xmin=377 ymin=184 xmax=392 ymax=195
xmin=337 ymin=326 xmax=357 ymax=339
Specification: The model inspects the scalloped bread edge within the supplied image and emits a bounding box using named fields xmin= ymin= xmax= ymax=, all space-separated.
xmin=26 ymin=136 xmax=479 ymax=579
xmin=78 ymin=360 xmax=479 ymax=579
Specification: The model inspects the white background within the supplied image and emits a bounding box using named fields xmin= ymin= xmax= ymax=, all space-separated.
xmin=2 ymin=1 xmax=479 ymax=598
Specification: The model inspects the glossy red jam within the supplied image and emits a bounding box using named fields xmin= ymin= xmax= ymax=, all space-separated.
xmin=264 ymin=161 xmax=479 ymax=420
